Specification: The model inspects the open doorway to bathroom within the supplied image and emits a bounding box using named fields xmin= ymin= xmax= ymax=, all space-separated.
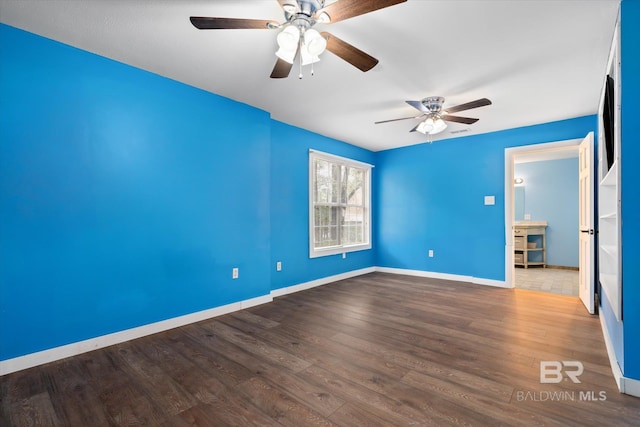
xmin=512 ymin=147 xmax=580 ymax=296
xmin=505 ymin=135 xmax=596 ymax=313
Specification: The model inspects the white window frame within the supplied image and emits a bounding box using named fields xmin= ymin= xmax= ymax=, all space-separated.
xmin=309 ymin=149 xmax=372 ymax=258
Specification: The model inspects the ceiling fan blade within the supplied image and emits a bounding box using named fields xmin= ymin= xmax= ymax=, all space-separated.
xmin=321 ymin=32 xmax=378 ymax=72
xmin=270 ymin=57 xmax=294 ymax=79
xmin=190 ymin=17 xmax=278 ymax=30
xmin=375 ymin=115 xmax=423 ymax=124
xmin=317 ymin=0 xmax=407 ymax=23
xmin=442 ymin=115 xmax=479 ymax=125
xmin=444 ymin=98 xmax=492 ymax=114
xmin=406 ymin=100 xmax=429 ymax=113
xmin=409 ymin=122 xmax=421 ymax=133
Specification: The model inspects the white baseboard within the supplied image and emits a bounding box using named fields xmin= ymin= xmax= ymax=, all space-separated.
xmin=600 ymin=312 xmax=625 ymax=391
xmin=375 ymin=267 xmax=508 ymax=288
xmin=0 ymin=267 xmax=377 ymax=376
xmin=625 ymin=376 xmax=640 ymax=398
xmin=0 ymin=266 xmax=508 ymax=376
xmin=599 ymin=311 xmax=640 ymax=397
xmin=0 ymin=294 xmax=272 ymax=376
xmin=270 ymin=267 xmax=376 ymax=298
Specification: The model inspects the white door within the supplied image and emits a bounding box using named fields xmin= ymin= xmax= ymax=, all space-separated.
xmin=578 ymin=132 xmax=595 ymax=313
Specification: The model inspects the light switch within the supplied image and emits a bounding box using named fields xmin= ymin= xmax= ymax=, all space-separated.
xmin=484 ymin=195 xmax=495 ymax=205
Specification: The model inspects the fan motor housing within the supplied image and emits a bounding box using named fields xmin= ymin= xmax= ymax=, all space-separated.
xmin=421 ymin=96 xmax=445 ymax=113
xmin=284 ymin=1 xmax=324 ymax=18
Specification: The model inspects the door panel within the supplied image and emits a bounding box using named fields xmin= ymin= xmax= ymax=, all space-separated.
xmin=578 ymin=133 xmax=595 ymax=313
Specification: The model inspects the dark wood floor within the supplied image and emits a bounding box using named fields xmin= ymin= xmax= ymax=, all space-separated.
xmin=2 ymin=272 xmax=640 ymax=426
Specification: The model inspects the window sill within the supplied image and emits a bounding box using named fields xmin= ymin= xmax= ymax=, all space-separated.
xmin=309 ymin=243 xmax=372 ymax=259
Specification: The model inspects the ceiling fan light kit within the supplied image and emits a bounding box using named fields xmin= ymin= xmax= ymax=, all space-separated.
xmin=188 ymin=1 xmax=492 ymax=141
xmin=375 ymin=96 xmax=492 ymax=141
xmin=304 ymin=29 xmax=327 ymax=56
xmin=416 ymin=116 xmax=447 ymax=135
xmin=275 ymin=26 xmax=300 ymax=63
xmin=276 ymin=25 xmax=300 ymax=51
xmin=190 ymin=0 xmax=407 ymax=78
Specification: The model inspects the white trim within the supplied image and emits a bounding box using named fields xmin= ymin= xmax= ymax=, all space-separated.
xmin=625 ymin=376 xmax=640 ymax=398
xmin=0 ymin=267 xmax=377 ymax=376
xmin=600 ymin=311 xmax=624 ymax=391
xmin=308 ymin=149 xmax=374 ymax=169
xmin=599 ymin=310 xmax=640 ymax=397
xmin=7 ymin=264 xmax=613 ymax=378
xmin=309 ymin=150 xmax=372 ymax=258
xmin=504 ymin=138 xmax=584 ymax=289
xmin=0 ymin=294 xmax=272 ymax=376
xmin=472 ymin=277 xmax=510 ymax=288
xmin=375 ymin=267 xmax=508 ymax=288
xmin=270 ymin=267 xmax=376 ymax=298
xmin=241 ymin=294 xmax=274 ymax=309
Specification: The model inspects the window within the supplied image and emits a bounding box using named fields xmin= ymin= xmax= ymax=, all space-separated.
xmin=309 ymin=150 xmax=372 ymax=258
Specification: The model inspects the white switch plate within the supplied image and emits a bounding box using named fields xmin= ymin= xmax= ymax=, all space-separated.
xmin=484 ymin=195 xmax=495 ymax=205
xmin=276 ymin=261 xmax=282 ymax=271
xmin=342 ymin=253 xmax=346 ymax=259
xmin=524 ymin=214 xmax=531 ymax=220
xmin=232 ymin=268 xmax=239 ymax=279
xmin=428 ymin=250 xmax=434 ymax=258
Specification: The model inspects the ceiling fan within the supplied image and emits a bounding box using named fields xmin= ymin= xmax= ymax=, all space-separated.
xmin=190 ymin=0 xmax=407 ymax=78
xmin=375 ymin=97 xmax=492 ymax=136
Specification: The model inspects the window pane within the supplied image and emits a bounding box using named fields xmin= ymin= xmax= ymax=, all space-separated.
xmin=314 ymin=205 xmax=343 ymax=248
xmin=315 ymin=160 xmax=345 ymax=204
xmin=314 ymin=159 xmax=332 ymax=203
xmin=342 ymin=206 xmax=364 ymax=245
xmin=346 ymin=167 xmax=364 ymax=206
xmin=315 ymin=226 xmax=340 ymax=248
xmin=344 ymin=206 xmax=363 ymax=223
xmin=310 ymin=152 xmax=370 ymax=256
xmin=342 ymin=223 xmax=364 ymax=245
xmin=332 ymin=163 xmax=343 ymax=204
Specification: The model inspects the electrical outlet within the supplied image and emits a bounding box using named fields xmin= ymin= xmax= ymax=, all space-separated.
xmin=232 ymin=267 xmax=239 ymax=279
xmin=342 ymin=252 xmax=346 ymax=259
xmin=428 ymin=250 xmax=434 ymax=258
xmin=276 ymin=261 xmax=282 ymax=271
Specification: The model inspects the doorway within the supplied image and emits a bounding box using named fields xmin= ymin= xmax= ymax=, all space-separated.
xmin=504 ymin=135 xmax=595 ymax=313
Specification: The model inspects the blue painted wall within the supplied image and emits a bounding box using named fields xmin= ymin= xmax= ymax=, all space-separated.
xmin=270 ymin=121 xmax=376 ymax=290
xmin=515 ymin=158 xmax=579 ymax=267
xmin=3 ymin=16 xmax=637 ymax=383
xmin=374 ymin=116 xmax=596 ymax=281
xmin=0 ymin=25 xmax=273 ymax=360
xmin=619 ymin=0 xmax=640 ymax=380
xmin=0 ymin=24 xmax=377 ymax=361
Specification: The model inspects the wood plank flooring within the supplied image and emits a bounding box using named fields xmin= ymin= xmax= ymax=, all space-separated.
xmin=2 ymin=272 xmax=640 ymax=426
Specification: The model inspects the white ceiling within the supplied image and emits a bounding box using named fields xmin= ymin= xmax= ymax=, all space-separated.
xmin=0 ymin=0 xmax=620 ymax=152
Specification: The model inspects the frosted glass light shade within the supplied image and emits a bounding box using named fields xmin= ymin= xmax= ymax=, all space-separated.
xmin=432 ymin=118 xmax=447 ymax=134
xmin=416 ymin=118 xmax=434 ymax=134
xmin=304 ymin=29 xmax=326 ymax=56
xmin=300 ymin=46 xmax=320 ymax=65
xmin=416 ymin=116 xmax=447 ymax=135
xmin=276 ymin=46 xmax=297 ymax=63
xmin=277 ymin=25 xmax=300 ymax=51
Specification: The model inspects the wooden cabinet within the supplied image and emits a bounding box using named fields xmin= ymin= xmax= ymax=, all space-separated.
xmin=514 ymin=222 xmax=547 ymax=268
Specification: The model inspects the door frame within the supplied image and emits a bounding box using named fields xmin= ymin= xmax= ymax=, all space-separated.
xmin=504 ymin=138 xmax=585 ymax=289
